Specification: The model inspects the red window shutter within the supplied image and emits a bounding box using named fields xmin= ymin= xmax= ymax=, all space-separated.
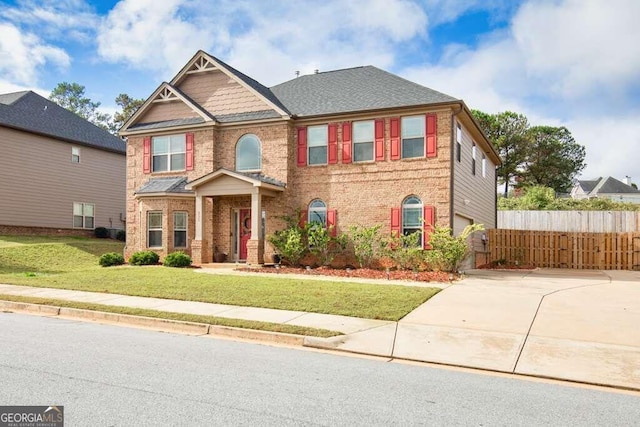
xmin=327 ymin=209 xmax=337 ymax=237
xmin=297 ymin=127 xmax=307 ymax=167
xmin=298 ymin=210 xmax=308 ymax=227
xmin=390 ymin=118 xmax=400 ymax=160
xmin=185 ymin=133 xmax=194 ymax=171
xmin=390 ymin=207 xmax=401 ymax=237
xmin=375 ymin=119 xmax=384 ymax=161
xmin=328 ymin=124 xmax=338 ymax=164
xmin=143 ymin=136 xmax=151 ymax=174
xmin=423 ymin=205 xmax=435 ymax=249
xmin=342 ymin=122 xmax=352 ymax=164
xmin=426 ymin=113 xmax=437 ymax=158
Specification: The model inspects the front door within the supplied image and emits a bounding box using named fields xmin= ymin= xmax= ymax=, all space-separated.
xmin=239 ymin=208 xmax=251 ymax=260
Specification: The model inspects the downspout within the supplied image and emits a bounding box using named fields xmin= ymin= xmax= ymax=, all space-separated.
xmin=450 ymin=102 xmax=464 ymax=232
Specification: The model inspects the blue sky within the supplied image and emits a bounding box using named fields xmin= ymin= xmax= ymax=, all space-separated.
xmin=1 ymin=0 xmax=639 ymax=183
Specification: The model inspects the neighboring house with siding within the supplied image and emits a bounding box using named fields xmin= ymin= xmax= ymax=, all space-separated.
xmin=120 ymin=50 xmax=500 ymax=265
xmin=571 ymin=176 xmax=640 ymax=204
xmin=0 ymin=91 xmax=126 ymax=234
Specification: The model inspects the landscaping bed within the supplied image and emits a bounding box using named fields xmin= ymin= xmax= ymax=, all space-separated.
xmin=239 ymin=265 xmax=456 ymax=283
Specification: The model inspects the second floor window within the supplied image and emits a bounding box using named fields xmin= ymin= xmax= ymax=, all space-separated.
xmin=401 ymin=116 xmax=425 ymax=159
xmin=71 ymin=146 xmax=80 ymax=163
xmin=353 ymin=121 xmax=374 ymax=162
xmin=153 ymin=134 xmax=185 ymax=172
xmin=236 ymin=134 xmax=261 ymax=171
xmin=307 ymin=125 xmax=327 ymax=165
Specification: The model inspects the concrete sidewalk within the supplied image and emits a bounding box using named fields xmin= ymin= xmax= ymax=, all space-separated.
xmin=1 ymin=268 xmax=639 ymax=391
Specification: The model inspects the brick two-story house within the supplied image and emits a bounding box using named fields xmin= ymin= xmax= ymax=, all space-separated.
xmin=120 ymin=50 xmax=500 ymax=265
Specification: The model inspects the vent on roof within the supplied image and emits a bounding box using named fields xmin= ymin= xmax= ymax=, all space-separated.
xmin=314 ymin=69 xmax=319 ymax=74
xmin=295 ymin=71 xmax=300 ymax=77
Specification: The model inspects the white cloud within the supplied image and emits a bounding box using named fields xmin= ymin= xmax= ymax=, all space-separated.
xmin=512 ymin=0 xmax=640 ymax=99
xmin=401 ymin=0 xmax=640 ymax=180
xmin=0 ymin=0 xmax=99 ymax=41
xmin=0 ymin=22 xmax=70 ymax=87
xmin=96 ymin=0 xmax=427 ymax=84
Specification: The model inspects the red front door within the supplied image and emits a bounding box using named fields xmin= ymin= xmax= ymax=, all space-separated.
xmin=239 ymin=209 xmax=251 ymax=260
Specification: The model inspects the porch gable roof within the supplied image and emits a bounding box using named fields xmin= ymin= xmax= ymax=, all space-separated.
xmin=185 ymin=168 xmax=286 ymax=192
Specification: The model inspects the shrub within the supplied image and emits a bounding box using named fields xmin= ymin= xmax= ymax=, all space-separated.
xmin=94 ymin=227 xmax=109 ymax=238
xmin=129 ymin=250 xmax=160 ymax=266
xmin=425 ymin=224 xmax=484 ymax=272
xmin=99 ymin=252 xmax=125 ymax=267
xmin=381 ymin=232 xmax=426 ymax=271
xmin=308 ymin=225 xmax=347 ymax=266
xmin=163 ymin=251 xmax=192 ymax=268
xmin=267 ymin=211 xmax=308 ymax=266
xmin=115 ymin=230 xmax=126 ymax=241
xmin=347 ymin=224 xmax=382 ymax=268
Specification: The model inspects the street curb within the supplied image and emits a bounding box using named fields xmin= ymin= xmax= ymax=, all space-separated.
xmin=0 ymin=300 xmax=307 ymax=345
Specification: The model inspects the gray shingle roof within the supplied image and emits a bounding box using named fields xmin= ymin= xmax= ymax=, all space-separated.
xmin=136 ymin=177 xmax=192 ymax=195
xmin=591 ymin=176 xmax=640 ymax=194
xmin=577 ymin=179 xmax=599 ymax=193
xmin=128 ymin=117 xmax=206 ymax=131
xmin=0 ymin=91 xmax=125 ymax=154
xmin=270 ymin=66 xmax=458 ymax=117
xmin=211 ymin=55 xmax=290 ymax=115
xmin=238 ymin=172 xmax=286 ymax=187
xmin=216 ymin=110 xmax=281 ymax=123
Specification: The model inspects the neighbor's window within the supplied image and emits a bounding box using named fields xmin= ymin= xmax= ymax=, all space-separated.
xmin=73 ymin=202 xmax=94 ymax=229
xmin=456 ymin=123 xmax=462 ymax=162
xmin=148 ymin=211 xmax=163 ymax=248
xmin=72 ymin=146 xmax=80 ymax=163
xmin=152 ymin=134 xmax=186 ymax=172
xmin=236 ymin=134 xmax=261 ymax=171
xmin=402 ymin=196 xmax=423 ymax=247
xmin=482 ymin=154 xmax=487 ymax=178
xmin=472 ymin=142 xmax=477 ymax=175
xmin=307 ymin=125 xmax=328 ymax=165
xmin=401 ymin=116 xmax=425 ymax=159
xmin=308 ymin=199 xmax=327 ymax=226
xmin=352 ymin=120 xmax=374 ymax=162
xmin=173 ymin=212 xmax=187 ymax=248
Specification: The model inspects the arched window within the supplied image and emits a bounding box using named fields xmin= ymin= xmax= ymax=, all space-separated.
xmin=236 ymin=134 xmax=261 ymax=171
xmin=402 ymin=196 xmax=423 ymax=247
xmin=308 ymin=199 xmax=327 ymax=226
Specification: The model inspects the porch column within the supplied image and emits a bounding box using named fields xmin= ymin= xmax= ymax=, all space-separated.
xmin=192 ymin=193 xmax=205 ymax=265
xmin=246 ymin=188 xmax=264 ymax=264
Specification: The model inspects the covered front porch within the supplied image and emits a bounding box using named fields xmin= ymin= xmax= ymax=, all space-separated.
xmin=185 ymin=168 xmax=285 ymax=265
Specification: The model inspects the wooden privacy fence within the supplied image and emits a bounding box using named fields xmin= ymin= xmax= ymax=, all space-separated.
xmin=498 ymin=211 xmax=640 ymax=232
xmin=488 ymin=229 xmax=640 ymax=270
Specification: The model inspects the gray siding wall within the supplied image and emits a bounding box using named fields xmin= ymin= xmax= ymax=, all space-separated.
xmin=0 ymin=127 xmax=126 ymax=230
xmin=452 ymin=119 xmax=497 ymax=236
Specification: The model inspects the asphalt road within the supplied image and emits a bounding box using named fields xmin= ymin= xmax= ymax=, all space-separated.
xmin=1 ymin=313 xmax=638 ymax=426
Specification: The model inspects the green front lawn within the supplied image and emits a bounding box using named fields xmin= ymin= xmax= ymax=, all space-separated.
xmin=0 ymin=235 xmax=440 ymax=321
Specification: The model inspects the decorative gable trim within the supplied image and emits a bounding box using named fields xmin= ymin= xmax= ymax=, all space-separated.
xmin=170 ymin=50 xmax=290 ymax=118
xmin=120 ymin=82 xmax=216 ymax=133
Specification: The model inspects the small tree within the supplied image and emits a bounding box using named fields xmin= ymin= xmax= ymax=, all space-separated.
xmin=267 ymin=211 xmax=308 ymax=266
xmin=347 ymin=224 xmax=382 ymax=268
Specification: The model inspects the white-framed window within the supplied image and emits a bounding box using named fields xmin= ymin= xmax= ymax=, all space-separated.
xmin=173 ymin=212 xmax=187 ymax=248
xmin=401 ymin=116 xmax=425 ymax=159
xmin=236 ymin=134 xmax=261 ymax=171
xmin=148 ymin=211 xmax=163 ymax=248
xmin=73 ymin=203 xmax=94 ymax=229
xmin=307 ymin=125 xmax=328 ymax=165
xmin=152 ymin=134 xmax=186 ymax=172
xmin=308 ymin=199 xmax=327 ymax=226
xmin=352 ymin=120 xmax=374 ymax=162
xmin=71 ymin=146 xmax=80 ymax=163
xmin=402 ymin=196 xmax=423 ymax=247
xmin=482 ymin=154 xmax=487 ymax=178
xmin=456 ymin=123 xmax=462 ymax=162
xmin=472 ymin=142 xmax=477 ymax=175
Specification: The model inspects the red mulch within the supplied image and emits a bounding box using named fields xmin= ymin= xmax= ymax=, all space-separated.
xmin=237 ymin=265 xmax=455 ymax=283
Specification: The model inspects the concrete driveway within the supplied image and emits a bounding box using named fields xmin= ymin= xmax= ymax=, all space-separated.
xmin=315 ymin=268 xmax=640 ymax=390
xmin=398 ymin=269 xmax=640 ymax=389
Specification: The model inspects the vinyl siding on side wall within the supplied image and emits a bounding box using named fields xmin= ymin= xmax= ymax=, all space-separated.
xmin=0 ymin=127 xmax=126 ymax=230
xmin=452 ymin=120 xmax=497 ymax=235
